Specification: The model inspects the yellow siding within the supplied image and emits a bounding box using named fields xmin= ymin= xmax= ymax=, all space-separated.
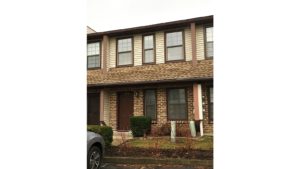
xmin=109 ymin=37 xmax=116 ymax=68
xmin=196 ymin=25 xmax=205 ymax=60
xmin=133 ymin=35 xmax=142 ymax=66
xmin=184 ymin=27 xmax=192 ymax=61
xmin=155 ymin=31 xmax=165 ymax=64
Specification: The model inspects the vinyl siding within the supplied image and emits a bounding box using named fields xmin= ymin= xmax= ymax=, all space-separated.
xmin=196 ymin=25 xmax=205 ymax=60
xmin=155 ymin=31 xmax=165 ymax=64
xmin=133 ymin=35 xmax=142 ymax=66
xmin=184 ymin=27 xmax=192 ymax=61
xmin=109 ymin=37 xmax=116 ymax=68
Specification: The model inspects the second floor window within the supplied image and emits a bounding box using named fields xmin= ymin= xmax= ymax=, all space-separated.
xmin=117 ymin=38 xmax=133 ymax=66
xmin=205 ymin=26 xmax=213 ymax=58
xmin=166 ymin=31 xmax=184 ymax=61
xmin=143 ymin=35 xmax=155 ymax=64
xmin=87 ymin=42 xmax=101 ymax=68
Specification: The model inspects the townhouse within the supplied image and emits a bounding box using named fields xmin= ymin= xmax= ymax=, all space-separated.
xmin=87 ymin=15 xmax=213 ymax=136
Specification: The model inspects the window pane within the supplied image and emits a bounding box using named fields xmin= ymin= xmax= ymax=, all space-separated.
xmin=206 ymin=42 xmax=213 ymax=57
xmin=145 ymin=90 xmax=156 ymax=120
xmin=166 ymin=32 xmax=182 ymax=46
xmin=87 ymin=42 xmax=100 ymax=55
xmin=169 ymin=104 xmax=186 ymax=120
xmin=118 ymin=38 xmax=132 ymax=52
xmin=168 ymin=89 xmax=187 ymax=120
xmin=167 ymin=46 xmax=183 ymax=60
xmin=144 ymin=50 xmax=154 ymax=63
xmin=206 ymin=27 xmax=213 ymax=42
xmin=144 ymin=35 xmax=154 ymax=49
xmin=87 ymin=56 xmax=100 ymax=68
xmin=118 ymin=52 xmax=132 ymax=65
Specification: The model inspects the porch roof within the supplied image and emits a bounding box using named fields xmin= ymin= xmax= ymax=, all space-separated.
xmin=87 ymin=60 xmax=213 ymax=87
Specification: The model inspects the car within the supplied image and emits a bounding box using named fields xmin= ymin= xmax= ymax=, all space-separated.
xmin=87 ymin=131 xmax=105 ymax=169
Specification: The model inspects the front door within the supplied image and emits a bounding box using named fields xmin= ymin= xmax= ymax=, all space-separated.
xmin=87 ymin=93 xmax=100 ymax=125
xmin=117 ymin=92 xmax=134 ymax=130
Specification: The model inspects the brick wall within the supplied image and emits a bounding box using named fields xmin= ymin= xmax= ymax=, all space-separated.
xmin=109 ymin=91 xmax=117 ymax=130
xmin=201 ymin=83 xmax=213 ymax=134
xmin=106 ymin=83 xmax=213 ymax=135
xmin=133 ymin=89 xmax=143 ymax=116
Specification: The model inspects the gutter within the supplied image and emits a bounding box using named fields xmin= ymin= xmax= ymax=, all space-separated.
xmin=87 ymin=77 xmax=213 ymax=88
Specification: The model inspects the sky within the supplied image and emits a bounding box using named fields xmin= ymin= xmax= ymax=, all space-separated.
xmin=87 ymin=0 xmax=213 ymax=32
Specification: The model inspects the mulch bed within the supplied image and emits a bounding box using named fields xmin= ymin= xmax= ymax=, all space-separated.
xmin=106 ymin=146 xmax=213 ymax=160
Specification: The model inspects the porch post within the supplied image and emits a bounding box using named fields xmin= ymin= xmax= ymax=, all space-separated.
xmin=198 ymin=84 xmax=204 ymax=136
xmin=193 ymin=83 xmax=204 ymax=136
xmin=193 ymin=83 xmax=200 ymax=120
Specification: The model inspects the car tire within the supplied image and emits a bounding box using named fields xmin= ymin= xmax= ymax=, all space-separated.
xmin=88 ymin=146 xmax=102 ymax=169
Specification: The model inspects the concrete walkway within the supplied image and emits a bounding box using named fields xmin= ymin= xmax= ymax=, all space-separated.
xmin=101 ymin=163 xmax=212 ymax=169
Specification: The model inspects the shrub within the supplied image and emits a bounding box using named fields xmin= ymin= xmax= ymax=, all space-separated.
xmin=87 ymin=125 xmax=113 ymax=147
xmin=130 ymin=116 xmax=151 ymax=137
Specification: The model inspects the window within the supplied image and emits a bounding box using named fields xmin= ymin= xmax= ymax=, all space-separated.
xmin=205 ymin=26 xmax=213 ymax=58
xmin=117 ymin=38 xmax=133 ymax=66
xmin=143 ymin=35 xmax=155 ymax=64
xmin=167 ymin=88 xmax=187 ymax=120
xmin=87 ymin=42 xmax=100 ymax=68
xmin=166 ymin=31 xmax=184 ymax=61
xmin=144 ymin=89 xmax=157 ymax=120
xmin=207 ymin=86 xmax=213 ymax=122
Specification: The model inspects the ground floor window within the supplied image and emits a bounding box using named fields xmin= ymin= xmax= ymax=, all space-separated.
xmin=207 ymin=86 xmax=213 ymax=122
xmin=144 ymin=89 xmax=157 ymax=120
xmin=167 ymin=88 xmax=187 ymax=120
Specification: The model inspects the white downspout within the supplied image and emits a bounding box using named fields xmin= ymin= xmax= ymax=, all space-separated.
xmin=198 ymin=84 xmax=204 ymax=136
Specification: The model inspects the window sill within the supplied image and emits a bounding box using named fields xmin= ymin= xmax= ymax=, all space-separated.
xmin=205 ymin=57 xmax=213 ymax=60
xmin=165 ymin=59 xmax=186 ymax=63
xmin=116 ymin=64 xmax=134 ymax=68
xmin=87 ymin=67 xmax=101 ymax=70
xmin=142 ymin=62 xmax=156 ymax=65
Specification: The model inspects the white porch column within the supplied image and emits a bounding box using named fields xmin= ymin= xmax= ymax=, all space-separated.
xmin=198 ymin=84 xmax=204 ymax=136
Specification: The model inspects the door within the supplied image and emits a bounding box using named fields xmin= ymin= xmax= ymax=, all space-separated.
xmin=117 ymin=92 xmax=134 ymax=130
xmin=87 ymin=93 xmax=100 ymax=125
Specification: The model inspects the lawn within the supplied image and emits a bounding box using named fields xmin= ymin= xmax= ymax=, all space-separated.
xmin=106 ymin=136 xmax=213 ymax=159
xmin=124 ymin=136 xmax=213 ymax=150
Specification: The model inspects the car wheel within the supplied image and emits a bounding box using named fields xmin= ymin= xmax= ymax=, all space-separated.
xmin=88 ymin=146 xmax=102 ymax=169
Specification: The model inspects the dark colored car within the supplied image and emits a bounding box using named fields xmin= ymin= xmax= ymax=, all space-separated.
xmin=87 ymin=131 xmax=105 ymax=169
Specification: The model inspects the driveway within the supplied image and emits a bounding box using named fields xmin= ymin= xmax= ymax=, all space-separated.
xmin=101 ymin=163 xmax=212 ymax=169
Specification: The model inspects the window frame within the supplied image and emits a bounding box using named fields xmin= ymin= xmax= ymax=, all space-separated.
xmin=164 ymin=30 xmax=186 ymax=63
xmin=142 ymin=34 xmax=156 ymax=65
xmin=116 ymin=36 xmax=134 ymax=67
xmin=204 ymin=25 xmax=213 ymax=59
xmin=166 ymin=87 xmax=188 ymax=121
xmin=206 ymin=85 xmax=213 ymax=123
xmin=143 ymin=89 xmax=157 ymax=121
xmin=87 ymin=40 xmax=101 ymax=69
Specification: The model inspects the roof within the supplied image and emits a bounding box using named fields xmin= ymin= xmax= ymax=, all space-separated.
xmin=87 ymin=60 xmax=213 ymax=87
xmin=87 ymin=26 xmax=96 ymax=34
xmin=88 ymin=15 xmax=213 ymax=39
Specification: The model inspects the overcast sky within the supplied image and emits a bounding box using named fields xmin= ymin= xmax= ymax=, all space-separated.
xmin=87 ymin=0 xmax=213 ymax=32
